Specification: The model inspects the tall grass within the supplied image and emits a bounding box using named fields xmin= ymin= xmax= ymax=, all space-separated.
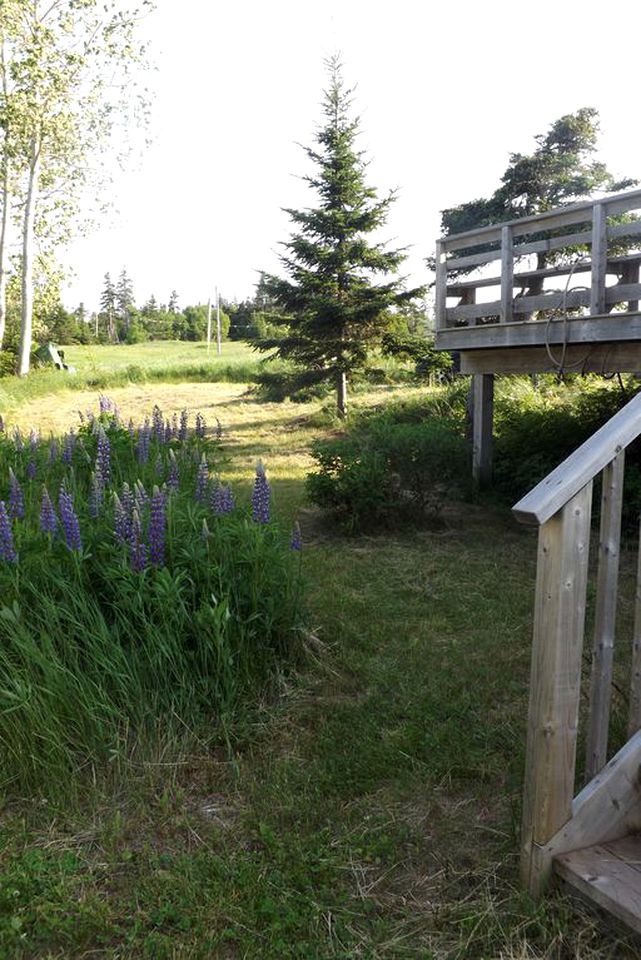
xmin=0 ymin=402 xmax=303 ymax=800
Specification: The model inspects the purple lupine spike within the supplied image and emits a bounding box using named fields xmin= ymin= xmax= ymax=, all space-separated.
xmin=40 ymin=487 xmax=57 ymax=536
xmin=99 ymin=394 xmax=113 ymax=415
xmin=121 ymin=482 xmax=134 ymax=519
xmin=62 ymin=430 xmax=76 ymax=464
xmin=211 ymin=482 xmax=235 ymax=517
xmin=58 ymin=489 xmax=82 ymax=553
xmin=0 ymin=415 xmax=5 ymax=433
xmin=48 ymin=437 xmax=59 ymax=465
xmin=167 ymin=449 xmax=179 ymax=491
xmin=0 ymin=501 xmax=17 ymax=563
xmin=29 ymin=428 xmax=39 ymax=453
xmin=13 ymin=427 xmax=23 ymax=453
xmin=26 ymin=458 xmax=37 ymax=480
xmin=149 ymin=486 xmax=166 ymax=567
xmin=113 ymin=492 xmax=128 ymax=544
xmin=171 ymin=413 xmax=178 ymax=439
xmin=128 ymin=418 xmax=135 ymax=439
xmin=136 ymin=418 xmax=151 ymax=465
xmin=251 ymin=460 xmax=270 ymax=524
xmin=89 ymin=471 xmax=104 ymax=519
xmin=291 ymin=522 xmax=303 ymax=551
xmin=195 ymin=413 xmax=206 ymax=439
xmin=112 ymin=403 xmax=121 ymax=426
xmin=179 ymin=409 xmax=188 ymax=442
xmin=96 ymin=426 xmax=111 ymax=486
xmin=8 ymin=468 xmax=24 ymax=520
xmin=129 ymin=508 xmax=147 ymax=571
xmin=152 ymin=405 xmax=164 ymax=442
xmin=155 ymin=453 xmax=163 ymax=476
xmin=164 ymin=421 xmax=172 ymax=444
xmin=195 ymin=454 xmax=209 ymax=502
xmin=134 ymin=480 xmax=148 ymax=513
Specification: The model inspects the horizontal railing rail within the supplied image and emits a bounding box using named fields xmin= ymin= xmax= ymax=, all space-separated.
xmin=435 ymin=189 xmax=641 ymax=332
xmin=513 ymin=388 xmax=641 ymax=896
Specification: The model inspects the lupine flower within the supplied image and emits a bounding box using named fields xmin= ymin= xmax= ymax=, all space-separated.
xmin=152 ymin=405 xmax=164 ymax=442
xmin=113 ymin=492 xmax=128 ymax=543
xmin=89 ymin=471 xmax=104 ymax=519
xmin=121 ymin=482 xmax=134 ymax=520
xmin=155 ymin=453 xmax=163 ymax=476
xmin=40 ymin=487 xmax=57 ymax=536
xmin=149 ymin=486 xmax=166 ymax=567
xmin=58 ymin=489 xmax=82 ymax=553
xmin=195 ymin=413 xmax=206 ymax=438
xmin=195 ymin=454 xmax=209 ymax=502
xmin=29 ymin=428 xmax=39 ymax=453
xmin=251 ymin=460 xmax=270 ymax=524
xmin=164 ymin=421 xmax=172 ymax=444
xmin=171 ymin=413 xmax=178 ymax=438
xmin=8 ymin=468 xmax=24 ymax=520
xmin=96 ymin=426 xmax=111 ymax=486
xmin=130 ymin=508 xmax=148 ymax=571
xmin=167 ymin=449 xmax=179 ymax=491
xmin=99 ymin=394 xmax=113 ymax=415
xmin=291 ymin=521 xmax=303 ymax=551
xmin=136 ymin=419 xmax=151 ymax=465
xmin=13 ymin=427 xmax=23 ymax=453
xmin=0 ymin=501 xmax=17 ymax=563
xmin=0 ymin=415 xmax=4 ymax=433
xmin=48 ymin=438 xmax=59 ymax=464
xmin=62 ymin=430 xmax=76 ymax=464
xmin=134 ymin=480 xmax=148 ymax=513
xmin=179 ymin=409 xmax=188 ymax=442
xmin=26 ymin=458 xmax=37 ymax=480
xmin=211 ymin=482 xmax=235 ymax=516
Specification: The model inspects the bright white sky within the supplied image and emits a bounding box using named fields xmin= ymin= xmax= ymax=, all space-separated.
xmin=62 ymin=0 xmax=641 ymax=314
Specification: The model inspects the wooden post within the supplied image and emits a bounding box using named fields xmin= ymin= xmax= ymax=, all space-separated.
xmin=500 ymin=225 xmax=514 ymax=323
xmin=585 ymin=453 xmax=624 ymax=780
xmin=472 ymin=373 xmax=493 ymax=486
xmin=629 ymin=516 xmax=641 ymax=737
xmin=520 ymin=482 xmax=593 ymax=897
xmin=435 ymin=240 xmax=447 ymax=331
xmin=622 ymin=260 xmax=640 ymax=313
xmin=590 ymin=202 xmax=607 ymax=315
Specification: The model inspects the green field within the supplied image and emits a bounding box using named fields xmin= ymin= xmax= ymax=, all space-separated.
xmin=0 ymin=353 xmax=636 ymax=958
xmin=61 ymin=339 xmax=260 ymax=376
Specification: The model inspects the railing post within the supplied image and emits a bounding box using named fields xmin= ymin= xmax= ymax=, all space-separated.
xmin=471 ymin=373 xmax=493 ymax=487
xmin=500 ymin=225 xmax=514 ymax=323
xmin=585 ymin=453 xmax=624 ymax=779
xmin=434 ymin=240 xmax=447 ymax=331
xmin=590 ymin=202 xmax=607 ymax=315
xmin=629 ymin=516 xmax=641 ymax=737
xmin=521 ymin=482 xmax=593 ymax=897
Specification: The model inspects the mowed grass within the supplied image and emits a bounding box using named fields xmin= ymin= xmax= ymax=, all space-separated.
xmin=1 ymin=379 xmax=639 ymax=958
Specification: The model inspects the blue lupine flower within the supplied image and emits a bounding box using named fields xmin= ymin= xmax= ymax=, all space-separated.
xmin=13 ymin=427 xmax=23 ymax=453
xmin=0 ymin=501 xmax=17 ymax=563
xmin=155 ymin=453 xmax=163 ymax=476
xmin=99 ymin=394 xmax=113 ymax=415
xmin=195 ymin=454 xmax=209 ymax=502
xmin=96 ymin=426 xmax=111 ymax=486
xmin=136 ymin=418 xmax=151 ymax=464
xmin=179 ymin=409 xmax=188 ymax=442
xmin=121 ymin=482 xmax=134 ymax=519
xmin=152 ymin=405 xmax=164 ymax=442
xmin=26 ymin=458 xmax=37 ymax=480
xmin=195 ymin=413 xmax=206 ymax=438
xmin=134 ymin=480 xmax=148 ymax=513
xmin=89 ymin=471 xmax=104 ymax=519
xmin=149 ymin=486 xmax=166 ymax=567
xmin=291 ymin=522 xmax=303 ymax=551
xmin=164 ymin=421 xmax=172 ymax=444
xmin=58 ymin=489 xmax=82 ymax=553
xmin=8 ymin=468 xmax=24 ymax=520
xmin=29 ymin=428 xmax=39 ymax=453
xmin=40 ymin=487 xmax=57 ymax=536
xmin=251 ymin=460 xmax=270 ymax=524
xmin=48 ymin=437 xmax=59 ymax=464
xmin=62 ymin=430 xmax=76 ymax=464
xmin=130 ymin=508 xmax=147 ymax=571
xmin=113 ymin=492 xmax=128 ymax=544
xmin=171 ymin=413 xmax=178 ymax=439
xmin=211 ymin=482 xmax=235 ymax=516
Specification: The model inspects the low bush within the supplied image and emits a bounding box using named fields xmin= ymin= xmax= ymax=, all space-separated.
xmin=0 ymin=401 xmax=303 ymax=799
xmin=307 ymin=417 xmax=468 ymax=532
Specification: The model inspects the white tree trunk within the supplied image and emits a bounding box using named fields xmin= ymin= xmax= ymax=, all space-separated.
xmin=18 ymin=134 xmax=41 ymax=377
xmin=0 ymin=154 xmax=9 ymax=352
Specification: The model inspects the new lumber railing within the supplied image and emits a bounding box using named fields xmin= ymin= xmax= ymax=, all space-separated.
xmin=435 ymin=188 xmax=641 ymax=331
xmin=514 ymin=390 xmax=641 ymax=896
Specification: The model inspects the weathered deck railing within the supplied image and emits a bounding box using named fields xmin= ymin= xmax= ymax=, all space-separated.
xmin=435 ymin=188 xmax=641 ymax=331
xmin=514 ymin=389 xmax=641 ymax=896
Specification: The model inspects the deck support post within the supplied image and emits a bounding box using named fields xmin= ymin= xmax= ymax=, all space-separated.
xmin=520 ymin=483 xmax=593 ymax=897
xmin=471 ymin=373 xmax=494 ymax=486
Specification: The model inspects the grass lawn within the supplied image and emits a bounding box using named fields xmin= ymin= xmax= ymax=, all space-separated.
xmin=0 ymin=375 xmax=638 ymax=957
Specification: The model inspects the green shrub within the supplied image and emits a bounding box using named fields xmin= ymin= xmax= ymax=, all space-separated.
xmin=307 ymin=418 xmax=468 ymax=532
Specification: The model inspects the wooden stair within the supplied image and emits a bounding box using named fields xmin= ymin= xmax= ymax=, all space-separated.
xmin=555 ymin=835 xmax=641 ymax=935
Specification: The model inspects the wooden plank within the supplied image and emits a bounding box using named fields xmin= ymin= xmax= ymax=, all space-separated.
xmin=520 ymin=484 xmax=592 ymax=896
xmin=435 ymin=312 xmax=641 ymax=352
xmin=602 ymin=834 xmax=641 ymax=869
xmin=591 ymin=203 xmax=607 ymax=315
xmin=585 ymin=453 xmax=625 ymax=780
xmin=471 ymin=374 xmax=493 ymax=486
xmin=459 ymin=343 xmax=641 ymax=376
xmin=628 ymin=517 xmax=641 ymax=738
xmin=555 ymin=842 xmax=641 ymax=935
xmin=434 ymin=240 xmax=447 ymax=331
xmin=513 ymin=391 xmax=641 ymax=527
xmin=446 ymin=255 xmax=641 ymax=295
xmin=500 ymin=226 xmax=514 ymax=323
xmin=446 ymin=288 xmax=590 ymax=323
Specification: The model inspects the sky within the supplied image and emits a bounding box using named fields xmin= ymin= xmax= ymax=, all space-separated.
xmin=61 ymin=0 xmax=641 ymax=314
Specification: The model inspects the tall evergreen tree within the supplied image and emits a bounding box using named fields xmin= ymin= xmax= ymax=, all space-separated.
xmin=99 ymin=272 xmax=116 ymax=341
xmin=116 ymin=268 xmax=135 ymax=334
xmin=257 ymin=57 xmax=422 ymax=417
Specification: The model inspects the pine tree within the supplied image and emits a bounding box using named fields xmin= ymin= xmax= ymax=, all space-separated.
xmin=168 ymin=290 xmax=179 ymax=313
xmin=258 ymin=57 xmax=422 ymax=418
xmin=99 ymin=272 xmax=116 ymax=341
xmin=116 ymin=268 xmax=134 ymax=334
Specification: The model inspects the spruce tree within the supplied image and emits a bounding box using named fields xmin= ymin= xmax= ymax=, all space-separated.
xmin=258 ymin=57 xmax=422 ymax=418
xmin=99 ymin=273 xmax=116 ymax=342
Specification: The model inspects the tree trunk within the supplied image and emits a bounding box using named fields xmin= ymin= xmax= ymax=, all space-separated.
xmin=336 ymin=370 xmax=347 ymax=419
xmin=0 ymin=153 xmax=9 ymax=352
xmin=18 ymin=134 xmax=41 ymax=377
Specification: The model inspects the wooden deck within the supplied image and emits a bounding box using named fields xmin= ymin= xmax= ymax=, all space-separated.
xmin=434 ymin=188 xmax=641 ymax=374
xmin=556 ymin=836 xmax=641 ymax=935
